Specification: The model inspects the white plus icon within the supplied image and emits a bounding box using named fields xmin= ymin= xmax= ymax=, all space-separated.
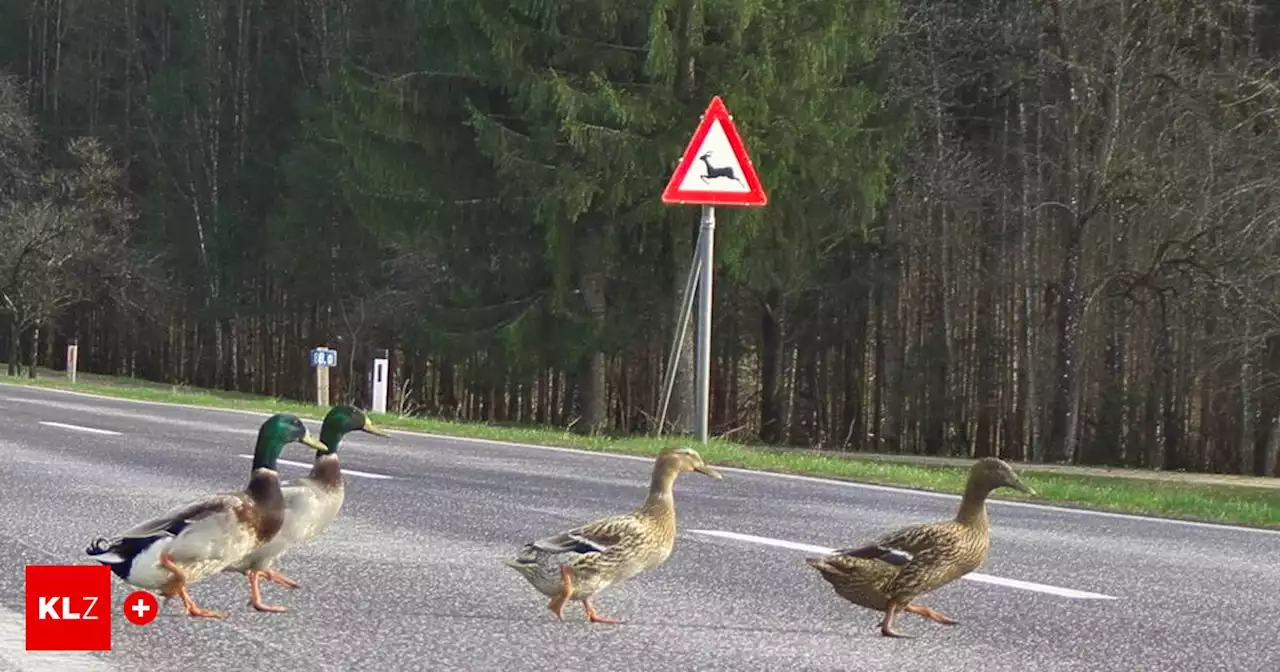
xmin=131 ymin=598 xmax=151 ymax=619
xmin=123 ymin=589 xmax=158 ymax=625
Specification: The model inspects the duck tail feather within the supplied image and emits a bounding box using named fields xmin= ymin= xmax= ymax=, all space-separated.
xmin=85 ymin=537 xmax=116 ymax=556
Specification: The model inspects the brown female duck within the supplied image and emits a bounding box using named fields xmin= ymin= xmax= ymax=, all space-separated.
xmin=505 ymin=446 xmax=722 ymax=624
xmin=806 ymin=457 xmax=1034 ymax=638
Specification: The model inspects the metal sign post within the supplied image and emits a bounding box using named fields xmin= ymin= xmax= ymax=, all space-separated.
xmin=660 ymin=96 xmax=768 ymax=444
xmin=694 ymin=206 xmax=716 ymax=443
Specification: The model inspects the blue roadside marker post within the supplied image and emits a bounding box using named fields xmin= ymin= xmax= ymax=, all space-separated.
xmin=309 ymin=346 xmax=338 ymax=406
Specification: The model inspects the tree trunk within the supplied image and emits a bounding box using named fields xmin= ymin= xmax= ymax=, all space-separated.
xmin=759 ymin=289 xmax=785 ymax=444
xmin=1158 ymin=301 xmax=1183 ymax=471
xmin=789 ymin=334 xmax=819 ymax=446
xmin=7 ymin=321 xmax=17 ymax=376
xmin=1263 ymin=415 xmax=1280 ymax=478
xmin=27 ymin=324 xmax=39 ymax=378
xmin=1253 ymin=335 xmax=1280 ymax=476
xmin=519 ymin=378 xmax=533 ymax=425
xmin=1048 ymin=222 xmax=1084 ymax=463
xmin=560 ymin=372 xmax=577 ymax=428
xmin=974 ymin=213 xmax=997 ymax=458
xmin=535 ymin=367 xmax=549 ymax=425
xmin=578 ymin=231 xmax=608 ymax=435
xmin=871 ymin=261 xmax=891 ymax=452
xmin=1239 ymin=312 xmax=1253 ymax=474
xmin=1093 ymin=317 xmax=1125 ymax=465
xmin=439 ymin=360 xmax=457 ymax=419
xmin=841 ymin=316 xmax=866 ymax=450
xmin=924 ymin=271 xmax=948 ymax=456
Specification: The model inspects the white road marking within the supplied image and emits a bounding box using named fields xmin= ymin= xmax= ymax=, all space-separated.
xmin=3 ymin=382 xmax=1276 ymax=537
xmin=687 ymin=529 xmax=1120 ymax=600
xmin=237 ymin=455 xmax=394 ymax=480
xmin=37 ymin=421 xmax=122 ymax=436
xmin=693 ymin=529 xmax=833 ymax=554
xmin=0 ymin=605 xmax=114 ymax=672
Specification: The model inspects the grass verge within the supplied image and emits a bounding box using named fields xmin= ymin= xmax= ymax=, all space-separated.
xmin=2 ymin=371 xmax=1277 ymax=530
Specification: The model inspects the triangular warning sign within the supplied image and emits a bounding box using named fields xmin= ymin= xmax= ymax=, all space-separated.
xmin=661 ymin=96 xmax=767 ymax=207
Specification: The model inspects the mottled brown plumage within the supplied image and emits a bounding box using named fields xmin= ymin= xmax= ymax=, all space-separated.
xmin=806 ymin=457 xmax=1035 ymax=638
xmin=506 ymin=446 xmax=722 ymax=624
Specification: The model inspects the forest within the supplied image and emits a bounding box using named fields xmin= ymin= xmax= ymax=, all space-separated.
xmin=3 ymin=0 xmax=1280 ymax=476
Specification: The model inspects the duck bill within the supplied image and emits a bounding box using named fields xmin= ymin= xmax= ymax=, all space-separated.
xmin=1010 ymin=477 xmax=1035 ymax=496
xmin=694 ymin=464 xmax=723 ymax=480
xmin=362 ymin=418 xmax=390 ymax=437
xmin=301 ymin=433 xmax=329 ymax=452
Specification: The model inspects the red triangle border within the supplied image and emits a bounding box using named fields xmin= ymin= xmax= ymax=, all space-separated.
xmin=661 ymin=96 xmax=768 ymax=207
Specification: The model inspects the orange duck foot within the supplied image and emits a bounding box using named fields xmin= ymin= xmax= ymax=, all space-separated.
xmin=906 ymin=603 xmax=958 ymax=626
xmin=247 ymin=571 xmax=289 ymax=613
xmin=583 ymin=600 xmax=622 ymax=625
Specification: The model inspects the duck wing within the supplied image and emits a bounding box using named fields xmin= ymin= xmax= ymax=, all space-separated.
xmin=829 ymin=522 xmax=963 ymax=567
xmin=848 ymin=523 xmax=976 ymax=601
xmin=86 ymin=492 xmax=243 ymax=566
xmin=526 ymin=513 xmax=645 ymax=556
xmin=113 ymin=493 xmax=242 ymax=540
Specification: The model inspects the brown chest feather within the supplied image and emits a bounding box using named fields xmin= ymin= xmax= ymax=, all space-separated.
xmin=242 ymin=471 xmax=286 ymax=541
xmin=309 ymin=457 xmax=343 ymax=490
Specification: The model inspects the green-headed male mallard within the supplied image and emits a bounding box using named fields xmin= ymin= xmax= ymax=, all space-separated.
xmin=806 ymin=457 xmax=1034 ymax=638
xmin=85 ymin=413 xmax=327 ymax=618
xmin=506 ymin=446 xmax=722 ymax=624
xmin=224 ymin=404 xmax=389 ymax=611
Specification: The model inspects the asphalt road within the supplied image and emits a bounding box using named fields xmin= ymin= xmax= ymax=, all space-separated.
xmin=0 ymin=383 xmax=1277 ymax=672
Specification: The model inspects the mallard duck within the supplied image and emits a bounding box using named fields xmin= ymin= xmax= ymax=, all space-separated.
xmin=85 ymin=413 xmax=327 ymax=618
xmin=805 ymin=457 xmax=1034 ymax=638
xmin=224 ymin=404 xmax=389 ymax=610
xmin=505 ymin=446 xmax=722 ymax=624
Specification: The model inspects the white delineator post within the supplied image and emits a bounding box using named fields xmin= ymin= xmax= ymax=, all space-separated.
xmin=371 ymin=348 xmax=389 ymax=414
xmin=66 ymin=338 xmax=78 ymax=384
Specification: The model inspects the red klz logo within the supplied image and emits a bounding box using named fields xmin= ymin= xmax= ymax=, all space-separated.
xmin=25 ymin=565 xmax=112 ymax=651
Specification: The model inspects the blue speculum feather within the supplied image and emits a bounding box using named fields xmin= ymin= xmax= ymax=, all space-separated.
xmin=570 ymin=540 xmax=602 ymax=554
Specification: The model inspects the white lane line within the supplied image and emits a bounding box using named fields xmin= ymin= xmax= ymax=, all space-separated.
xmin=0 ymin=606 xmax=114 ymax=672
xmin=4 ymin=383 xmax=1277 ymax=537
xmin=237 ymin=455 xmax=394 ymax=480
xmin=37 ymin=421 xmax=122 ymax=436
xmin=687 ymin=529 xmax=1119 ymax=601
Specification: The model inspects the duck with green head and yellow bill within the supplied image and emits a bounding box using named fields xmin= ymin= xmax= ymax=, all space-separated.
xmin=85 ymin=414 xmax=327 ymax=619
xmin=506 ymin=446 xmax=722 ymax=625
xmin=805 ymin=457 xmax=1035 ymax=638
xmin=225 ymin=405 xmax=389 ymax=611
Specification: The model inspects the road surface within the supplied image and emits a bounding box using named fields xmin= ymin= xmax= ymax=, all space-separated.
xmin=0 ymin=383 xmax=1276 ymax=671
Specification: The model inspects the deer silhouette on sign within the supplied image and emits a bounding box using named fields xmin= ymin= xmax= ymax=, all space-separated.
xmin=698 ymin=152 xmax=745 ymax=186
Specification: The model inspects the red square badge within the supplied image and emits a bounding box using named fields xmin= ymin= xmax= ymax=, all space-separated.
xmin=25 ymin=564 xmax=112 ymax=651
